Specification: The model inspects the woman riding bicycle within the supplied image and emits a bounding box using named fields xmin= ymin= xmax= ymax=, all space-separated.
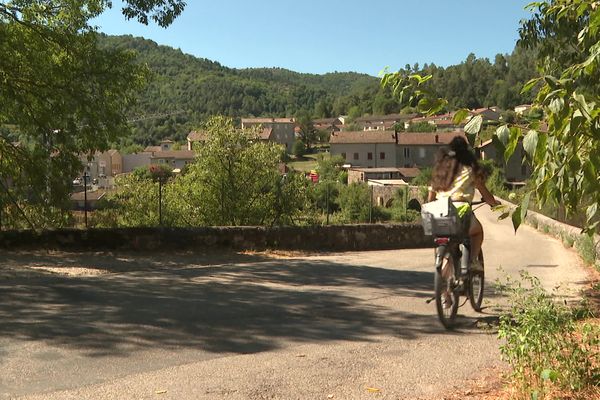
xmin=427 ymin=136 xmax=500 ymax=272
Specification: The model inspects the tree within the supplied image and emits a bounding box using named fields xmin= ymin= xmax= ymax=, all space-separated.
xmin=381 ymin=0 xmax=600 ymax=232
xmin=296 ymin=111 xmax=319 ymax=151
xmin=509 ymin=0 xmax=600 ymax=232
xmin=0 ymin=0 xmax=186 ymax=227
xmin=173 ymin=116 xmax=310 ymax=226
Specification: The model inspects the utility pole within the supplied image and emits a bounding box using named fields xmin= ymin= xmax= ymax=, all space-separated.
xmin=83 ymin=171 xmax=89 ymax=228
xmin=326 ymin=181 xmax=330 ymax=225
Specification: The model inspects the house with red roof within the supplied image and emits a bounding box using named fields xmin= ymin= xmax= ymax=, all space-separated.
xmin=329 ymin=130 xmax=465 ymax=169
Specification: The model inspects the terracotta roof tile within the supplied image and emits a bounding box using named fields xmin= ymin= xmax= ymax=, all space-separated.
xmin=187 ymin=130 xmax=208 ymax=142
xmin=242 ymin=117 xmax=295 ymax=124
xmin=329 ymin=131 xmax=397 ymax=144
xmin=150 ymin=150 xmax=195 ymax=159
xmin=330 ymin=131 xmax=464 ymax=145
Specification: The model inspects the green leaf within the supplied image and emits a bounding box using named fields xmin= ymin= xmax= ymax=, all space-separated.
xmin=523 ymin=130 xmax=538 ymax=157
xmin=464 ymin=115 xmax=483 ymax=135
xmin=453 ymin=108 xmax=470 ymax=124
xmin=548 ymin=97 xmax=564 ymax=114
xmin=496 ymin=125 xmax=510 ymax=146
xmin=521 ymin=77 xmax=541 ymax=94
xmin=504 ymin=127 xmax=521 ymax=163
xmin=541 ymin=369 xmax=558 ymax=382
xmin=512 ymin=205 xmax=522 ymax=233
xmin=520 ymin=192 xmax=531 ymax=223
xmin=587 ymin=203 xmax=598 ymax=223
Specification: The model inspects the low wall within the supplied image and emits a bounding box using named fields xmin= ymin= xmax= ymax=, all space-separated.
xmin=0 ymin=224 xmax=431 ymax=252
xmin=498 ymin=198 xmax=600 ymax=264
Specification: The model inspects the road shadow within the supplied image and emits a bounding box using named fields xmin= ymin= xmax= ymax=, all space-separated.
xmin=0 ymin=252 xmax=484 ymax=358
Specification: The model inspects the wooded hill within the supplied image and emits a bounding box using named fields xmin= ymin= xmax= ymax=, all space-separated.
xmin=98 ymin=35 xmax=537 ymax=147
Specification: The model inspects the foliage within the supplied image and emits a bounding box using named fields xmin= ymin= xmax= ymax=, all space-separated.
xmin=132 ymin=163 xmax=173 ymax=181
xmin=93 ymin=173 xmax=160 ymax=227
xmin=97 ymin=34 xmax=540 ymax=147
xmin=498 ymin=272 xmax=600 ymax=399
xmin=291 ymin=139 xmax=306 ymax=157
xmin=315 ymin=154 xmax=346 ymax=182
xmin=172 ymin=116 xmax=311 ymax=226
xmin=411 ymin=167 xmax=432 ymax=187
xmin=336 ymin=183 xmax=371 ymax=223
xmin=511 ymin=0 xmax=600 ymax=233
xmin=0 ymin=0 xmax=185 ymax=227
xmin=381 ymin=0 xmax=600 ymax=233
xmin=575 ymin=234 xmax=598 ymax=265
xmin=296 ymin=111 xmax=319 ymax=150
xmin=408 ymin=121 xmax=436 ymax=132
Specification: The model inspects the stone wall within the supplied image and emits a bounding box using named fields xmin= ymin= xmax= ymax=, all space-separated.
xmin=371 ymin=185 xmax=426 ymax=208
xmin=0 ymin=224 xmax=432 ymax=252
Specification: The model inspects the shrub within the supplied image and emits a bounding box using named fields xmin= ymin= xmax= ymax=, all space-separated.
xmin=498 ymin=272 xmax=600 ymax=399
xmin=575 ymin=235 xmax=597 ymax=266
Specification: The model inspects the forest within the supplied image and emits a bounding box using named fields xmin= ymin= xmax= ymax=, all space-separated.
xmin=98 ymin=34 xmax=538 ymax=147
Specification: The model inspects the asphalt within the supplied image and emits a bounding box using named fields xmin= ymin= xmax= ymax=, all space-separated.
xmin=0 ymin=205 xmax=591 ymax=399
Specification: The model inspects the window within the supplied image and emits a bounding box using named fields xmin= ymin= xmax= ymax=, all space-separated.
xmin=341 ymin=152 xmax=346 ymax=159
xmin=419 ymin=147 xmax=426 ymax=158
xmin=367 ymin=152 xmax=373 ymax=160
xmin=353 ymin=153 xmax=359 ymax=160
xmin=380 ymin=152 xmax=385 ymax=160
xmin=404 ymin=147 xmax=410 ymax=158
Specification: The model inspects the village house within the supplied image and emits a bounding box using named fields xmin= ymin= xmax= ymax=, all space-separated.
xmin=329 ymin=130 xmax=465 ymax=169
xmin=354 ymin=113 xmax=417 ymax=131
xmin=471 ymin=107 xmax=501 ymax=122
xmin=312 ymin=117 xmax=343 ymax=132
xmin=79 ymin=150 xmax=122 ymax=187
xmin=514 ymin=104 xmax=532 ymax=115
xmin=347 ymin=167 xmax=420 ymax=184
xmin=241 ymin=117 xmax=296 ymax=152
xmin=187 ymin=130 xmax=208 ymax=150
xmin=477 ymin=138 xmax=532 ymax=183
xmin=407 ymin=112 xmax=464 ymax=132
xmin=122 ymin=139 xmax=195 ymax=173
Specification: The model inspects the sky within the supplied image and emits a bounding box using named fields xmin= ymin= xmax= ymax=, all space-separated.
xmin=94 ymin=0 xmax=533 ymax=76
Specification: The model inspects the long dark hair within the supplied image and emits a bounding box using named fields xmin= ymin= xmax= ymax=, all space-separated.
xmin=430 ymin=136 xmax=484 ymax=192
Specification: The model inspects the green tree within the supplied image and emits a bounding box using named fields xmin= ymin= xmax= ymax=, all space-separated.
xmin=381 ymin=0 xmax=600 ymax=232
xmin=509 ymin=0 xmax=600 ymax=232
xmin=0 ymin=0 xmax=186 ymax=227
xmin=296 ymin=111 xmax=319 ymax=150
xmin=174 ymin=116 xmax=310 ymax=226
xmin=337 ymin=183 xmax=371 ymax=223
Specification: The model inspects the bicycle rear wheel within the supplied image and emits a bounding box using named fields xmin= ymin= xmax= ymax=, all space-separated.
xmin=468 ymin=251 xmax=485 ymax=312
xmin=434 ymin=252 xmax=459 ymax=329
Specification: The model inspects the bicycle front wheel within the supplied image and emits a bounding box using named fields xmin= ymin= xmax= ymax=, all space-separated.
xmin=468 ymin=251 xmax=485 ymax=312
xmin=434 ymin=252 xmax=459 ymax=329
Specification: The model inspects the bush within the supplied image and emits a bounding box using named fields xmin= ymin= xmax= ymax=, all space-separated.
xmin=292 ymin=139 xmax=306 ymax=157
xmin=498 ymin=272 xmax=600 ymax=399
xmin=575 ymin=235 xmax=597 ymax=265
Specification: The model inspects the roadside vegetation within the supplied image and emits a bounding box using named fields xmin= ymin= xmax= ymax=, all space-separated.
xmin=497 ymin=273 xmax=599 ymax=400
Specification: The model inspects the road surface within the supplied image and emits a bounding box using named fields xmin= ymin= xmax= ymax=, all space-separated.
xmin=0 ymin=206 xmax=590 ymax=399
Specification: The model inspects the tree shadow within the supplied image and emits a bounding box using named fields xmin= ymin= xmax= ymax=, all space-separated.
xmin=0 ymin=253 xmax=491 ymax=358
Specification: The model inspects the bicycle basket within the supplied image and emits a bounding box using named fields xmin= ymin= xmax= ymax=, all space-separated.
xmin=421 ymin=197 xmax=462 ymax=236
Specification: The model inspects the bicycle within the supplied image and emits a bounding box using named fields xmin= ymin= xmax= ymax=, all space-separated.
xmin=422 ymin=199 xmax=486 ymax=329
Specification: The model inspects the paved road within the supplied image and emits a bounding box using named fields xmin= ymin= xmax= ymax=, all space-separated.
xmin=0 ymin=206 xmax=590 ymax=399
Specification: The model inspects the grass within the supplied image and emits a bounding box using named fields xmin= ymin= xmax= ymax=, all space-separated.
xmin=287 ymin=152 xmax=329 ymax=173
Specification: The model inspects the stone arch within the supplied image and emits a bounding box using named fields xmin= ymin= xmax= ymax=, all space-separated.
xmin=407 ymin=198 xmax=422 ymax=212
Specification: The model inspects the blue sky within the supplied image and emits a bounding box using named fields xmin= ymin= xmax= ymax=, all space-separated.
xmin=94 ymin=0 xmax=533 ymax=76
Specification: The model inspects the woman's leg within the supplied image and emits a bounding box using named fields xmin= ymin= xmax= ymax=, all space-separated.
xmin=469 ymin=215 xmax=484 ymax=261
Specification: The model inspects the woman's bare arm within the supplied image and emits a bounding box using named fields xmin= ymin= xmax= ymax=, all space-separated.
xmin=474 ymin=178 xmax=500 ymax=207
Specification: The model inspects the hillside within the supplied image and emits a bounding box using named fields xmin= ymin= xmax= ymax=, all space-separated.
xmin=98 ymin=35 xmax=537 ymax=147
xmin=98 ymin=35 xmax=381 ymax=145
